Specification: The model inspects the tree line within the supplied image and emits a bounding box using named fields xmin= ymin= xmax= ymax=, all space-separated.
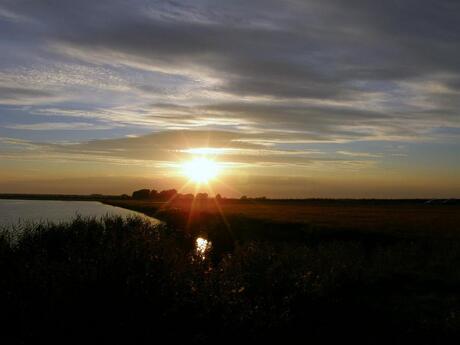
xmin=131 ymin=188 xmax=268 ymax=201
xmin=131 ymin=188 xmax=219 ymax=201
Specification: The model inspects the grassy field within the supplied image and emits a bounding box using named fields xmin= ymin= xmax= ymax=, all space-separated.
xmin=2 ymin=200 xmax=460 ymax=344
xmin=104 ymin=198 xmax=460 ymax=235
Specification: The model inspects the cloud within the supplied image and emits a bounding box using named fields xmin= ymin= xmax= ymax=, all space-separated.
xmin=0 ymin=86 xmax=58 ymax=105
xmin=0 ymin=6 xmax=30 ymax=22
xmin=3 ymin=122 xmax=118 ymax=131
xmin=336 ymin=151 xmax=382 ymax=158
xmin=0 ymin=0 xmax=459 ymax=167
xmin=2 ymin=129 xmax=379 ymax=171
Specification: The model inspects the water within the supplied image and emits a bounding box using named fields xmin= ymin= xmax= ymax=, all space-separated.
xmin=0 ymin=199 xmax=160 ymax=228
xmin=195 ymin=237 xmax=212 ymax=259
xmin=0 ymin=199 xmax=210 ymax=258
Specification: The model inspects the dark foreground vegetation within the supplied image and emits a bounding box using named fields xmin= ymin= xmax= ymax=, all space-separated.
xmin=2 ymin=212 xmax=460 ymax=344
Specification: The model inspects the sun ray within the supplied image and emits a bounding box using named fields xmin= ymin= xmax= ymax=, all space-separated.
xmin=206 ymin=182 xmax=233 ymax=237
xmin=186 ymin=181 xmax=201 ymax=232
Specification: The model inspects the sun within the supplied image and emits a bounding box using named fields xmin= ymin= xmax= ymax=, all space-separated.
xmin=182 ymin=157 xmax=220 ymax=183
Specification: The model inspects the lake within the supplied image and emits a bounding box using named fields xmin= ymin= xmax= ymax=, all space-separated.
xmin=0 ymin=199 xmax=160 ymax=228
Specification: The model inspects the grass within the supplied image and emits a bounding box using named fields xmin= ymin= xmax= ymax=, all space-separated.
xmin=103 ymin=198 xmax=460 ymax=235
xmin=2 ymin=208 xmax=460 ymax=344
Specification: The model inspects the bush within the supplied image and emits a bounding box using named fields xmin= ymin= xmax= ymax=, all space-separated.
xmin=131 ymin=189 xmax=150 ymax=199
xmin=2 ymin=215 xmax=460 ymax=344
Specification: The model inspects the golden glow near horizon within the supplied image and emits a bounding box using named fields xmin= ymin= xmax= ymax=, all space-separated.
xmin=182 ymin=157 xmax=221 ymax=183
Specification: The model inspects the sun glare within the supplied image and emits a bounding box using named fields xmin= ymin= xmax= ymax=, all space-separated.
xmin=182 ymin=157 xmax=220 ymax=183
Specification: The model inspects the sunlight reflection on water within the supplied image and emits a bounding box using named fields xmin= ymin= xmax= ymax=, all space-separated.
xmin=195 ymin=237 xmax=211 ymax=258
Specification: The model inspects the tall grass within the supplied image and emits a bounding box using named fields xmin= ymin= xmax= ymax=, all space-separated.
xmin=1 ymin=215 xmax=460 ymax=344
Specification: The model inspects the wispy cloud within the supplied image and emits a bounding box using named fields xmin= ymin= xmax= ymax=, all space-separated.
xmin=1 ymin=0 xmax=460 ymax=141
xmin=0 ymin=130 xmax=381 ymax=171
xmin=0 ymin=0 xmax=459 ymax=196
xmin=4 ymin=122 xmax=118 ymax=131
xmin=336 ymin=151 xmax=383 ymax=158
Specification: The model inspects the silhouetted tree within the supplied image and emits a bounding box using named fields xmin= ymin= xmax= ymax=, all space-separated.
xmin=195 ymin=193 xmax=208 ymax=206
xmin=132 ymin=189 xmax=150 ymax=199
xmin=180 ymin=193 xmax=194 ymax=201
xmin=158 ymin=189 xmax=178 ymax=201
xmin=149 ymin=189 xmax=158 ymax=199
xmin=196 ymin=193 xmax=208 ymax=200
xmin=215 ymin=193 xmax=222 ymax=201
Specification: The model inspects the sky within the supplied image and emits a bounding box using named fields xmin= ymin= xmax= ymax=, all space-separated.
xmin=0 ymin=0 xmax=459 ymax=198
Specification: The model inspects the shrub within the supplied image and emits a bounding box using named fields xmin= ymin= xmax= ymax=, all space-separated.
xmin=2 ymin=215 xmax=460 ymax=344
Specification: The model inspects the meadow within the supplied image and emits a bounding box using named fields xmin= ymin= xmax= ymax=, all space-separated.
xmin=104 ymin=198 xmax=460 ymax=236
xmin=1 ymin=200 xmax=460 ymax=344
